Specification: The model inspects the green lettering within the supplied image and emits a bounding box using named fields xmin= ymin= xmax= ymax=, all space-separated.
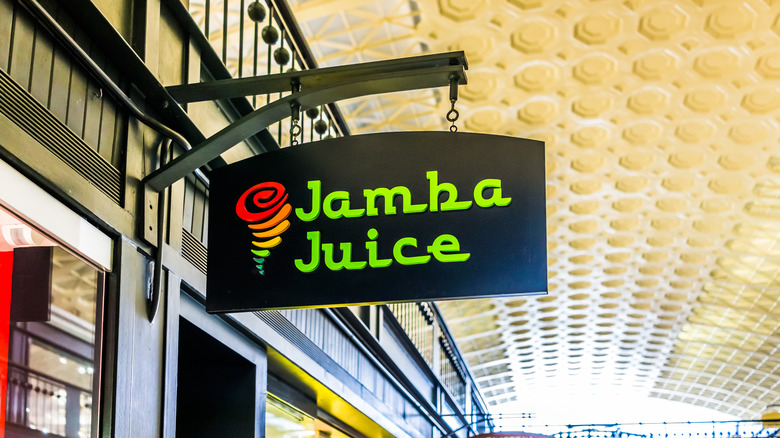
xmin=365 ymin=228 xmax=392 ymax=268
xmin=295 ymin=180 xmax=321 ymax=222
xmin=393 ymin=237 xmax=431 ymax=265
xmin=324 ymin=191 xmax=365 ymax=219
xmin=323 ymin=241 xmax=367 ymax=270
xmin=363 ymin=186 xmax=427 ymax=216
xmin=294 ymin=231 xmax=321 ymax=272
xmin=427 ymin=171 xmax=472 ymax=212
xmin=474 ymin=179 xmax=512 ymax=208
xmin=427 ymin=234 xmax=470 ymax=263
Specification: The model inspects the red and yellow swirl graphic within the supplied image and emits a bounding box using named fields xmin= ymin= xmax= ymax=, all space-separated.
xmin=236 ymin=182 xmax=291 ymax=275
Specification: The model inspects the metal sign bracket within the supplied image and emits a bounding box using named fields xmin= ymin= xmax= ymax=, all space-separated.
xmin=142 ymin=51 xmax=468 ymax=192
xmin=140 ymin=51 xmax=468 ymax=322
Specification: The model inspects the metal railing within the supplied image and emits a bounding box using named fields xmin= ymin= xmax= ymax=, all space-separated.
xmin=185 ymin=0 xmax=348 ymax=147
xmin=387 ymin=302 xmax=472 ymax=414
xmin=176 ymin=0 xmax=352 ymax=253
xmin=440 ymin=335 xmax=467 ymax=410
xmin=6 ymin=363 xmax=92 ymax=438
xmin=387 ymin=302 xmax=435 ymax=369
xmin=480 ymin=420 xmax=779 ymax=438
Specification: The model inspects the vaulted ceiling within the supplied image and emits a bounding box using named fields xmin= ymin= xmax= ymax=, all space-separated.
xmin=192 ymin=0 xmax=780 ymax=423
xmin=284 ymin=0 xmax=780 ymax=421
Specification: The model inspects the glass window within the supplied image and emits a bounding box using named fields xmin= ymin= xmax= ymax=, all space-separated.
xmin=266 ymin=394 xmax=353 ymax=438
xmin=0 ymin=205 xmax=104 ymax=438
xmin=267 ymin=395 xmax=316 ymax=438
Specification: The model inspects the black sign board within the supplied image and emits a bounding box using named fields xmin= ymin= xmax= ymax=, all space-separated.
xmin=206 ymin=132 xmax=546 ymax=312
xmin=11 ymin=246 xmax=52 ymax=322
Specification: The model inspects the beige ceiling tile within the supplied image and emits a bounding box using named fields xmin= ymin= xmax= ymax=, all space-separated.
xmin=282 ymin=0 xmax=780 ymax=417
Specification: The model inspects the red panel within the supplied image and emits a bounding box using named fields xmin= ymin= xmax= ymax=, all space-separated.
xmin=0 ymin=251 xmax=12 ymax=438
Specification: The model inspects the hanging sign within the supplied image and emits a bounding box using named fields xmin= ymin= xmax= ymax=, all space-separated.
xmin=206 ymin=132 xmax=547 ymax=312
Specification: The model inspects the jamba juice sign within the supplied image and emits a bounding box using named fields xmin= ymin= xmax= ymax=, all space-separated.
xmin=207 ymin=132 xmax=547 ymax=312
xmin=237 ymin=172 xmax=511 ymax=275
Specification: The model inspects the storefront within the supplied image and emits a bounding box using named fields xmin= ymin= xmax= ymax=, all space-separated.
xmin=0 ymin=160 xmax=111 ymax=437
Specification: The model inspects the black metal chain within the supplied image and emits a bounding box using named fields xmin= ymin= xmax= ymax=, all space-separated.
xmin=290 ymin=90 xmax=301 ymax=146
xmin=447 ymin=74 xmax=460 ymax=133
xmin=447 ymin=101 xmax=459 ymax=133
xmin=290 ymin=118 xmax=301 ymax=145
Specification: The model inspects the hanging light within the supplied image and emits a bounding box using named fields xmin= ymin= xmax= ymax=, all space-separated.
xmin=1 ymin=223 xmax=37 ymax=246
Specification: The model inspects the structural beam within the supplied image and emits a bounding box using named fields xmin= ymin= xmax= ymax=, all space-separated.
xmin=144 ymin=63 xmax=467 ymax=191
xmin=166 ymin=51 xmax=467 ymax=103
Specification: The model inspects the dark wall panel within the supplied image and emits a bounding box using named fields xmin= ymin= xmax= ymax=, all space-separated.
xmin=182 ymin=177 xmax=195 ymax=235
xmin=113 ymin=240 xmax=165 ymax=437
xmin=181 ymin=175 xmax=210 ymax=274
xmin=182 ymin=176 xmax=209 ymax=243
xmin=97 ymin=96 xmax=119 ymax=162
xmin=0 ymin=0 xmax=126 ymax=171
xmin=29 ymin=29 xmax=54 ymax=107
xmin=92 ymin=50 xmax=126 ymax=166
xmin=82 ymin=51 xmax=104 ymax=149
xmin=9 ymin=5 xmax=34 ymax=88
xmin=56 ymin=8 xmax=87 ymax=140
xmin=191 ymin=179 xmax=206 ymax=241
xmin=0 ymin=0 xmax=12 ymax=70
xmin=48 ymin=44 xmax=71 ymax=123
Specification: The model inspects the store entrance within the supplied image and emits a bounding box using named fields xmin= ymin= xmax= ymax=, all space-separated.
xmin=176 ymin=318 xmax=257 ymax=438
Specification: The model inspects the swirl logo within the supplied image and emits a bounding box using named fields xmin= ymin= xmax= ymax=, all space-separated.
xmin=235 ymin=182 xmax=292 ymax=275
